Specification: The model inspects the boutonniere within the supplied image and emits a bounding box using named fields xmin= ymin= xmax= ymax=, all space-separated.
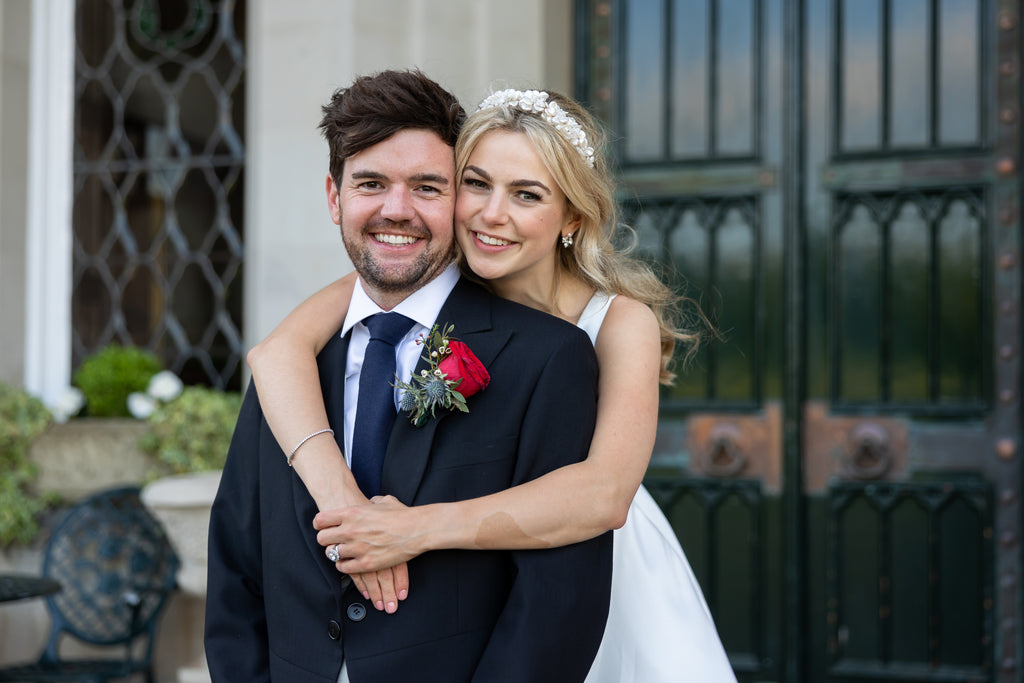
xmin=396 ymin=323 xmax=490 ymax=427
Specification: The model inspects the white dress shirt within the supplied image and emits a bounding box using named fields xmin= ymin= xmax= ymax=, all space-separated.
xmin=338 ymin=262 xmax=460 ymax=470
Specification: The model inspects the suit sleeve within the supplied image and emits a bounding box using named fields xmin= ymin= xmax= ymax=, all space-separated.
xmin=471 ymin=328 xmax=612 ymax=683
xmin=204 ymin=383 xmax=271 ymax=683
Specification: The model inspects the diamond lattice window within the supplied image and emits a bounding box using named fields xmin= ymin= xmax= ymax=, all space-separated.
xmin=73 ymin=0 xmax=245 ymax=389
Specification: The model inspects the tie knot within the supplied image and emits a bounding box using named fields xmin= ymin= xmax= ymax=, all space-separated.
xmin=364 ymin=312 xmax=415 ymax=346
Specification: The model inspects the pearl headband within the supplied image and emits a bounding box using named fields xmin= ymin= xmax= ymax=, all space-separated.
xmin=476 ymin=89 xmax=596 ymax=168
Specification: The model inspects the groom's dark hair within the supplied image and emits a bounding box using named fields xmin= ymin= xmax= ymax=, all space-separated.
xmin=319 ymin=69 xmax=466 ymax=183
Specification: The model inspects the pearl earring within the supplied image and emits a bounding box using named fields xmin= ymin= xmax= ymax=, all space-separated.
xmin=561 ymin=233 xmax=574 ymax=248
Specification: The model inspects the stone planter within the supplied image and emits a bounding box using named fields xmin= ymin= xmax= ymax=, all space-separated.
xmin=30 ymin=418 xmax=169 ymax=501
xmin=142 ymin=470 xmax=221 ymax=683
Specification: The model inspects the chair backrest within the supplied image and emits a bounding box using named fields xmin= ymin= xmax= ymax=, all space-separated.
xmin=39 ymin=487 xmax=179 ymax=663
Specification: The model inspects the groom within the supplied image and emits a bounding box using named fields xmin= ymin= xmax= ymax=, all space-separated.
xmin=205 ymin=70 xmax=612 ymax=682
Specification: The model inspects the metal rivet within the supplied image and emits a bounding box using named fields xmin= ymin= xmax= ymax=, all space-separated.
xmin=997 ymin=438 xmax=1018 ymax=460
xmin=596 ymin=45 xmax=610 ymax=59
xmin=1003 ymin=657 xmax=1017 ymax=672
xmin=1000 ymin=388 xmax=1016 ymax=404
xmin=1000 ymin=208 xmax=1015 ymax=224
xmin=597 ymin=87 xmax=612 ymax=102
xmin=1001 ymin=300 xmax=1017 ymax=316
xmin=985 ymin=527 xmax=995 ymax=539
xmin=1000 ymin=11 xmax=1016 ymax=31
xmin=596 ymin=3 xmax=611 ymax=17
xmin=1002 ymin=61 xmax=1017 ymax=76
xmin=1002 ymin=530 xmax=1017 ymax=546
xmin=1002 ymin=489 xmax=1017 ymax=505
xmin=1003 ymin=108 xmax=1017 ymax=123
xmin=984 ymin=598 xmax=994 ymax=610
xmin=997 ymin=158 xmax=1016 ymax=175
xmin=1000 ymin=344 xmax=1016 ymax=360
xmin=1001 ymin=572 xmax=1016 ymax=588
xmin=1000 ymin=251 xmax=1018 ymax=270
xmin=1005 ymin=617 xmax=1016 ymax=630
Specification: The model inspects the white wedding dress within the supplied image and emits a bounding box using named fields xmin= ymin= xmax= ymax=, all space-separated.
xmin=578 ymin=293 xmax=737 ymax=683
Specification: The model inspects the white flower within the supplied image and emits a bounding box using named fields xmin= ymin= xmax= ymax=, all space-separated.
xmin=127 ymin=392 xmax=157 ymax=419
xmin=51 ymin=386 xmax=85 ymax=423
xmin=147 ymin=371 xmax=183 ymax=402
xmin=476 ymin=89 xmax=595 ymax=168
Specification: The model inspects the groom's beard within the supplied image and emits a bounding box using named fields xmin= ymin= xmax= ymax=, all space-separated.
xmin=341 ymin=217 xmax=456 ymax=296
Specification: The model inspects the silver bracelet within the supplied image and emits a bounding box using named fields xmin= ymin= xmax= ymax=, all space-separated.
xmin=287 ymin=428 xmax=334 ymax=466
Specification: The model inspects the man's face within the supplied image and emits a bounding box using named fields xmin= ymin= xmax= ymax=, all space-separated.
xmin=327 ymin=128 xmax=457 ymax=308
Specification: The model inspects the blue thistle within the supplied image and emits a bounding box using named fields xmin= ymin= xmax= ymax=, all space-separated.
xmin=398 ymin=390 xmax=417 ymax=413
xmin=425 ymin=377 xmax=449 ymax=403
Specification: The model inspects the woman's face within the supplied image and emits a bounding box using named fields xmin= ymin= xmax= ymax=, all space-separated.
xmin=455 ymin=130 xmax=578 ymax=292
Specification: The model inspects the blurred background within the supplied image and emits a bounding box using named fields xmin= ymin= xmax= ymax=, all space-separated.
xmin=0 ymin=1 xmax=1019 ymax=681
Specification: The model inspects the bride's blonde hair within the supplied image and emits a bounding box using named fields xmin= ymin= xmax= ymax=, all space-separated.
xmin=457 ymin=89 xmax=708 ymax=384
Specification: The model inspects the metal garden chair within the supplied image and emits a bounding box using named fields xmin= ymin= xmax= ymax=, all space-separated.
xmin=0 ymin=487 xmax=179 ymax=683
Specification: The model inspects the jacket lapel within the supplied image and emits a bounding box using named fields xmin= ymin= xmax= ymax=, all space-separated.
xmin=383 ymin=279 xmax=512 ymax=503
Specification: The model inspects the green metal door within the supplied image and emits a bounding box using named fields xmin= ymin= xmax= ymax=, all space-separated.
xmin=576 ymin=1 xmax=1020 ymax=681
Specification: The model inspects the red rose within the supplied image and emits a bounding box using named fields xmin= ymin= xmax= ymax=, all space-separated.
xmin=438 ymin=340 xmax=490 ymax=398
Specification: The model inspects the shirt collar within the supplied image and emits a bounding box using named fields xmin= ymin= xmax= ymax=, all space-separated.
xmin=341 ymin=262 xmax=461 ymax=337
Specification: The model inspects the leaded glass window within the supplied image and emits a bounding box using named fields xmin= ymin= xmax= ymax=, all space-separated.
xmin=73 ymin=0 xmax=245 ymax=388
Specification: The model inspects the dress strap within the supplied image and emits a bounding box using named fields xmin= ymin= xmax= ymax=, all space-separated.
xmin=576 ymin=292 xmax=616 ymax=346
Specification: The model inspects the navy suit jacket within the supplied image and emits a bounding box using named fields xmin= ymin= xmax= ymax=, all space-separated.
xmin=205 ymin=278 xmax=612 ymax=682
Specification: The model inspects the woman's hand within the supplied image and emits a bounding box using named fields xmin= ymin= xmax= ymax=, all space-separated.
xmin=316 ymin=496 xmax=427 ymax=572
xmin=337 ymin=564 xmax=409 ymax=614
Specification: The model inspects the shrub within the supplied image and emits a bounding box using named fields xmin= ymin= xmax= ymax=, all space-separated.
xmin=74 ymin=345 xmax=163 ymax=417
xmin=139 ymin=386 xmax=243 ymax=474
xmin=0 ymin=381 xmax=55 ymax=546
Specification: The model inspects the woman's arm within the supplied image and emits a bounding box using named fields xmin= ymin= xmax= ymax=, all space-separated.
xmin=248 ymin=272 xmax=412 ymax=613
xmin=315 ymin=296 xmax=662 ymax=571
xmin=246 ymin=273 xmax=366 ymax=510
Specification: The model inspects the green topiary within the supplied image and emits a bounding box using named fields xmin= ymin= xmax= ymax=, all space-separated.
xmin=138 ymin=386 xmax=243 ymax=474
xmin=0 ymin=381 xmax=56 ymax=546
xmin=73 ymin=345 xmax=164 ymax=417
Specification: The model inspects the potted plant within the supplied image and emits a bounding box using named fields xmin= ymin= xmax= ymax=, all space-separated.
xmin=30 ymin=345 xmax=166 ymax=499
xmin=0 ymin=382 xmax=56 ymax=547
xmin=72 ymin=344 xmax=163 ymax=418
xmin=137 ymin=379 xmax=241 ymax=683
xmin=138 ymin=381 xmax=242 ymax=593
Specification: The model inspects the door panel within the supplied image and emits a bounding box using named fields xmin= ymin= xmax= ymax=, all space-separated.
xmin=577 ymin=0 xmax=1019 ymax=681
xmin=806 ymin=1 xmax=1009 ymax=679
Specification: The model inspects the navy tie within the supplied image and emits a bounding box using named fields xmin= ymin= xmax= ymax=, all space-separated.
xmin=351 ymin=312 xmax=415 ymax=497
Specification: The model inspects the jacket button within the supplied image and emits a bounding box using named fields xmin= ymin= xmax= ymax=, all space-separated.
xmin=327 ymin=620 xmax=341 ymax=640
xmin=346 ymin=603 xmax=367 ymax=622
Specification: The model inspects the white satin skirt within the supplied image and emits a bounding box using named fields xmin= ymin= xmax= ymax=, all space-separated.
xmin=584 ymin=485 xmax=737 ymax=682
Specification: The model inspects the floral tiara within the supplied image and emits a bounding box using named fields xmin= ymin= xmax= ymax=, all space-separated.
xmin=476 ymin=89 xmax=596 ymax=168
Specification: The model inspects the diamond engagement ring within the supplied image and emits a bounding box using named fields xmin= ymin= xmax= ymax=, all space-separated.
xmin=326 ymin=545 xmax=341 ymax=563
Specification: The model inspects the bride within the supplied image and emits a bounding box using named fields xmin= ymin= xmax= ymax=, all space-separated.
xmin=247 ymin=86 xmax=736 ymax=682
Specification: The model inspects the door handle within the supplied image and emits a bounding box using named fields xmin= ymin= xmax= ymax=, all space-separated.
xmin=844 ymin=422 xmax=892 ymax=479
xmin=701 ymin=424 xmax=748 ymax=477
